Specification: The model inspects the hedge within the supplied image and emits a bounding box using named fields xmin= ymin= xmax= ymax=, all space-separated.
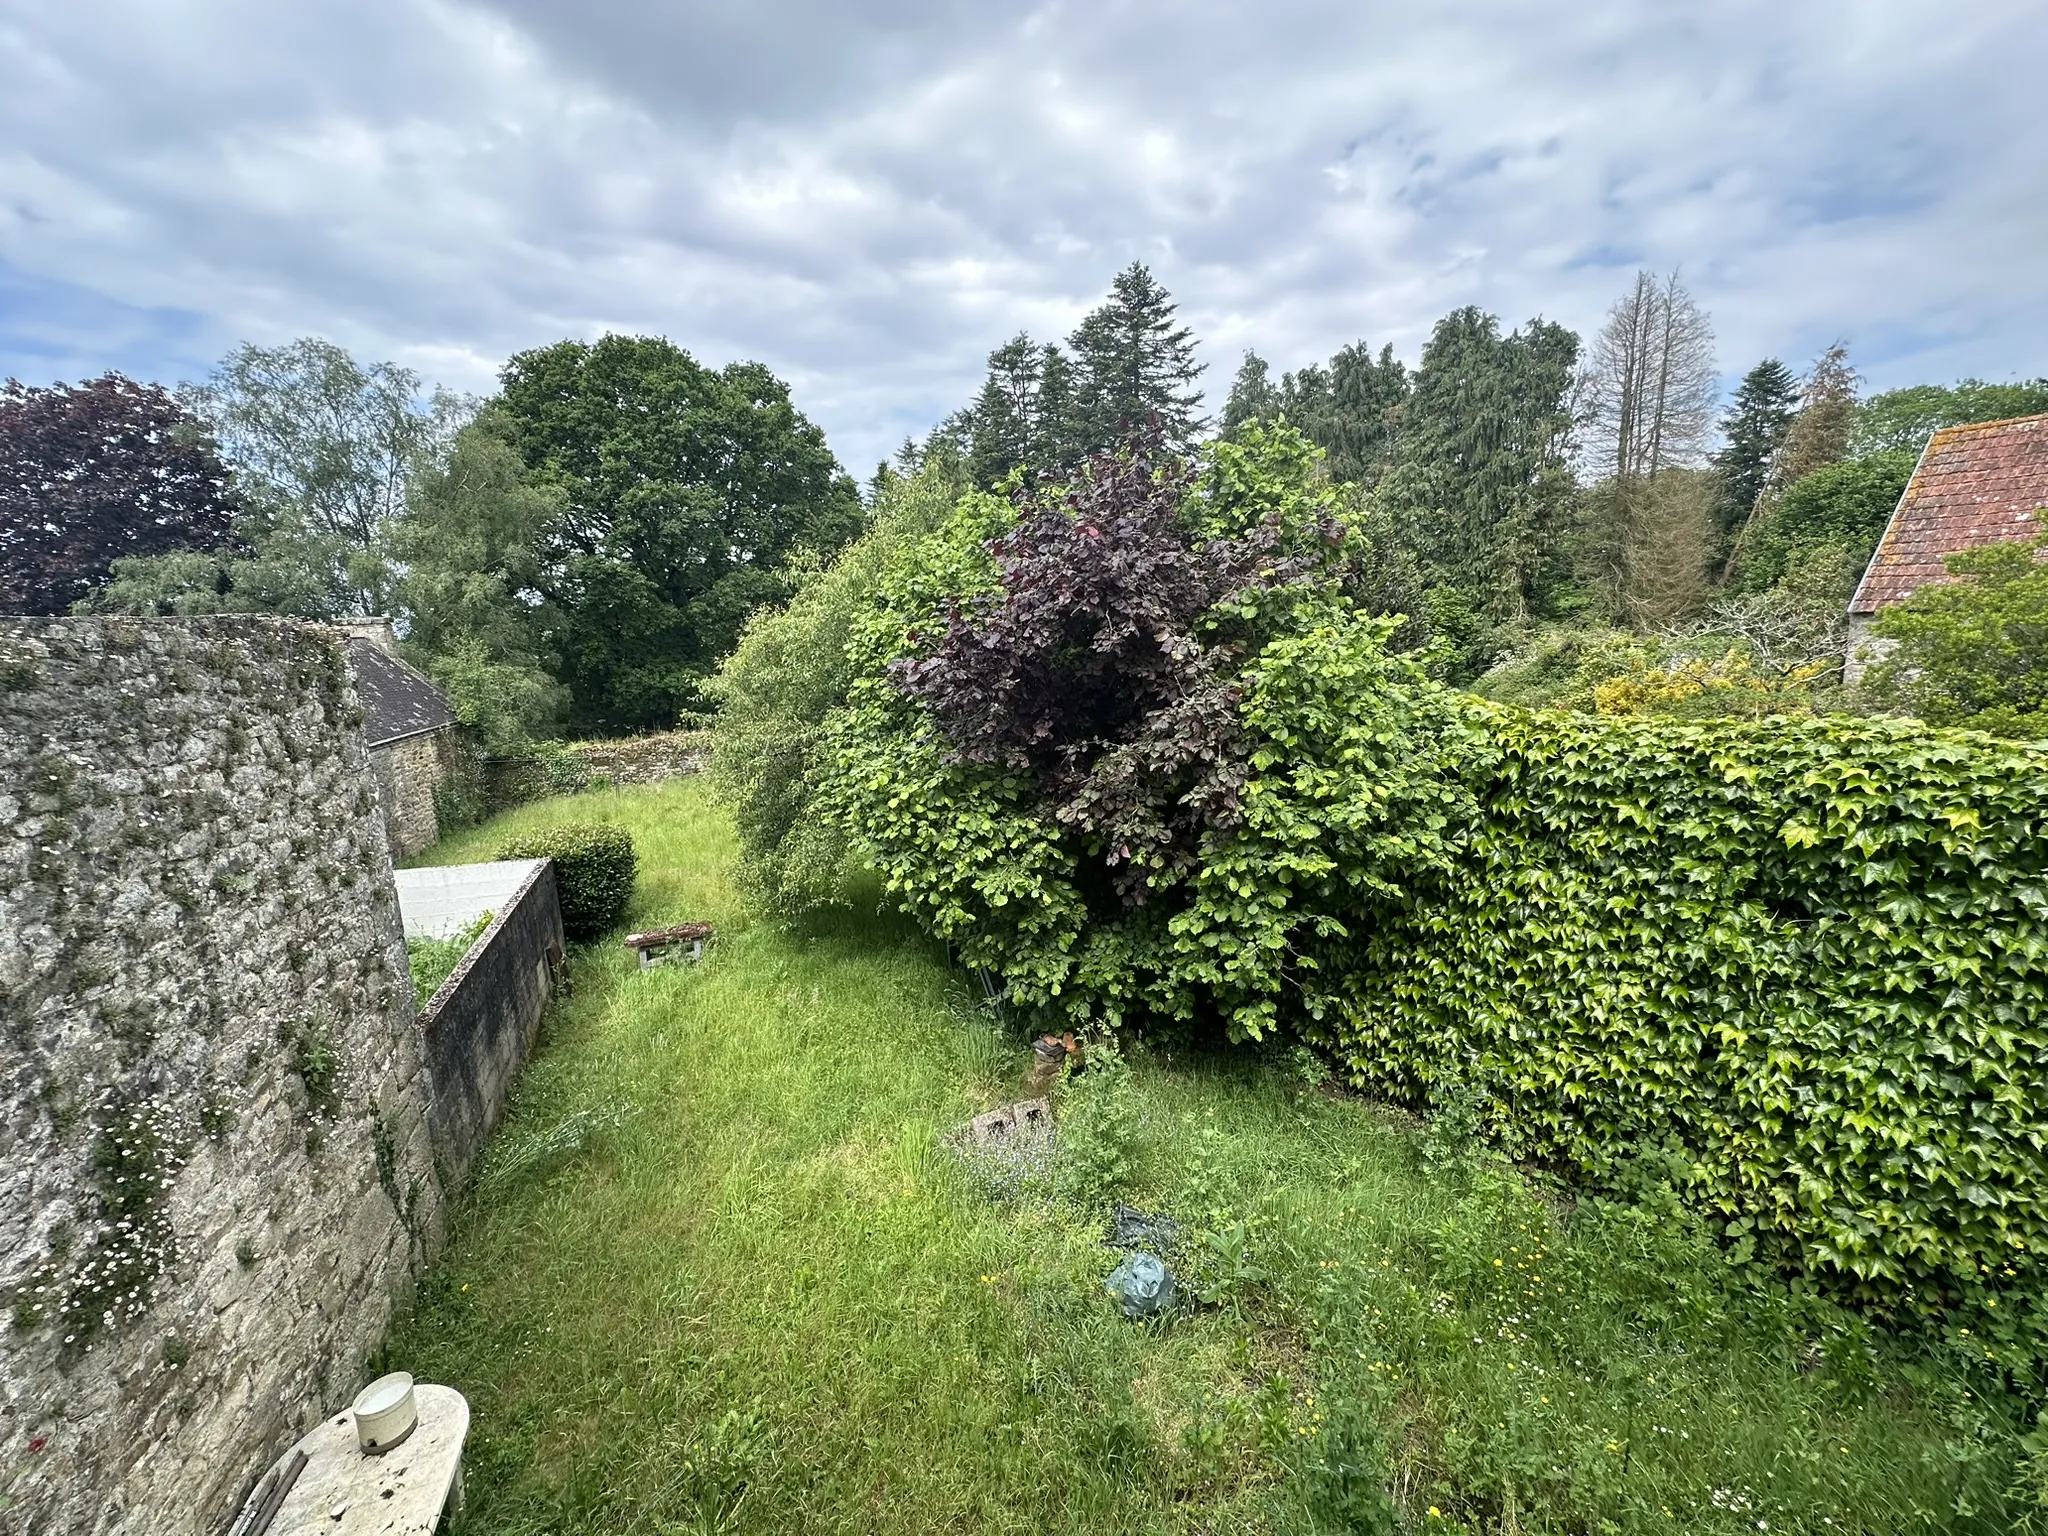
xmin=499 ymin=822 xmax=637 ymax=941
xmin=1218 ymin=624 xmax=2048 ymax=1301
xmin=834 ymin=607 xmax=2048 ymax=1304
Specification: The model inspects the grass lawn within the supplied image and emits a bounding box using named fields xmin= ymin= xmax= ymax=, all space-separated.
xmin=389 ymin=779 xmax=2035 ymax=1535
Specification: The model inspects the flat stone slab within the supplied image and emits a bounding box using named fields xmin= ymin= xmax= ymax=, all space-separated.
xmin=395 ymin=860 xmax=543 ymax=940
xmin=239 ymin=1383 xmax=468 ymax=1534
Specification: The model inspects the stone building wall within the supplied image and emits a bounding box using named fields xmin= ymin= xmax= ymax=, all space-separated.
xmin=0 ymin=617 xmax=444 ymax=1536
xmin=373 ymin=730 xmax=459 ymax=861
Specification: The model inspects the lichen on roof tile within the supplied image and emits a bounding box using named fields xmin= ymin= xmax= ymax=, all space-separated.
xmin=1848 ymin=412 xmax=2048 ymax=615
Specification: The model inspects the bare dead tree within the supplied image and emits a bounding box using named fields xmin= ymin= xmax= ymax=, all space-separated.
xmin=1583 ymin=270 xmax=1718 ymax=481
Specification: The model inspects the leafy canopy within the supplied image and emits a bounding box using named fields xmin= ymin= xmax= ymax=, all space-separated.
xmin=0 ymin=374 xmax=240 ymax=616
xmin=499 ymin=334 xmax=862 ymax=733
xmin=1866 ymin=519 xmax=2048 ymax=739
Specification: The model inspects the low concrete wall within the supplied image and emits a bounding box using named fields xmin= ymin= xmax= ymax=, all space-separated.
xmin=418 ymin=860 xmax=564 ymax=1187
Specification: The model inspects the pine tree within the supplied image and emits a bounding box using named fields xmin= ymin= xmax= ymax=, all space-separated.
xmin=1724 ymin=345 xmax=1858 ymax=587
xmin=1221 ymin=351 xmax=1280 ymax=437
xmin=1034 ymin=344 xmax=1079 ymax=472
xmin=1712 ymin=358 xmax=1800 ymax=537
xmin=966 ymin=333 xmax=1041 ymax=488
xmin=1067 ymin=263 xmax=1206 ymax=454
xmin=1323 ymin=341 xmax=1409 ymax=486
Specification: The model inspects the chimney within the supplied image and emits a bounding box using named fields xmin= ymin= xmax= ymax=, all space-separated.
xmin=336 ymin=617 xmax=399 ymax=654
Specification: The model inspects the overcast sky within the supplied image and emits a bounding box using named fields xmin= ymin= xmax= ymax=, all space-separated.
xmin=2 ymin=0 xmax=2044 ymax=474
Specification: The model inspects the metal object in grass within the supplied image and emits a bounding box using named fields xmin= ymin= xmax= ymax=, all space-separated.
xmin=624 ymin=921 xmax=714 ymax=968
xmin=1106 ymin=1252 xmax=1175 ymax=1319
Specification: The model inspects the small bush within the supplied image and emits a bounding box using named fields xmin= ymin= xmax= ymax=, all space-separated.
xmin=499 ymin=823 xmax=637 ymax=941
xmin=1057 ymin=1039 xmax=1143 ymax=1206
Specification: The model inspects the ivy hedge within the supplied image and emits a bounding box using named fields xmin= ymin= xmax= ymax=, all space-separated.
xmin=1233 ymin=623 xmax=2048 ymax=1304
xmin=728 ymin=428 xmax=2048 ymax=1310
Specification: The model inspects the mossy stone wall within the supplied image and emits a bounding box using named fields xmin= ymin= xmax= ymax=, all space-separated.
xmin=0 ymin=617 xmax=443 ymax=1536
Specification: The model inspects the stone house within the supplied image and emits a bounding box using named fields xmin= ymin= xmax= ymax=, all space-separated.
xmin=339 ymin=618 xmax=461 ymax=857
xmin=1846 ymin=412 xmax=2048 ymax=684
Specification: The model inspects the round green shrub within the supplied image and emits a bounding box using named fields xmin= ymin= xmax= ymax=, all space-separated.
xmin=499 ymin=823 xmax=637 ymax=941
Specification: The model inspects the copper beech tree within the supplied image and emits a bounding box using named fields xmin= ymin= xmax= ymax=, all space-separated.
xmin=0 ymin=374 xmax=240 ymax=615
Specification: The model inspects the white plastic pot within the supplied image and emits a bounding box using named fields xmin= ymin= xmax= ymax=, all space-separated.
xmin=352 ymin=1371 xmax=418 ymax=1454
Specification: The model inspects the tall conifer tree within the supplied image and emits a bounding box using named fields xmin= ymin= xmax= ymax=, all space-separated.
xmin=1712 ymin=358 xmax=1800 ymax=537
xmin=1066 ymin=263 xmax=1206 ymax=454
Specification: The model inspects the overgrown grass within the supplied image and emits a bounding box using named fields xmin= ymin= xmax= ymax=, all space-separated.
xmin=407 ymin=911 xmax=492 ymax=1010
xmin=387 ymin=779 xmax=2043 ymax=1534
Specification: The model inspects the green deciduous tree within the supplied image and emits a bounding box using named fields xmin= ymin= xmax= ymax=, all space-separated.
xmin=389 ymin=407 xmax=566 ymax=754
xmin=497 ymin=334 xmax=862 ymax=734
xmin=88 ymin=338 xmax=463 ymax=619
xmin=1735 ymin=450 xmax=1914 ymax=594
xmin=1865 ymin=520 xmax=2048 ymax=738
xmin=710 ymin=455 xmax=971 ymax=913
xmin=1852 ymin=378 xmax=2048 ymax=457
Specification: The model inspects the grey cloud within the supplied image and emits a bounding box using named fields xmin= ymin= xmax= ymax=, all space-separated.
xmin=0 ymin=0 xmax=2043 ymax=473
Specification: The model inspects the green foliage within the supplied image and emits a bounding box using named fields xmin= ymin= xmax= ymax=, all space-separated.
xmin=1065 ymin=261 xmax=1207 ymax=456
xmin=1735 ymin=450 xmax=1915 ymax=592
xmin=823 ymin=428 xmax=1352 ymax=1028
xmin=497 ymin=334 xmax=863 ymax=733
xmin=824 ymin=429 xmax=2048 ymax=1307
xmin=288 ymin=1015 xmax=342 ymax=1118
xmin=708 ymin=457 xmax=968 ymax=915
xmin=408 ymin=911 xmax=493 ymax=1011
xmin=1375 ymin=306 xmax=1580 ymax=619
xmin=387 ymin=779 xmax=2048 ymax=1534
xmin=91 ymin=338 xmax=466 ymax=620
xmin=1853 ymin=379 xmax=2048 ymax=457
xmin=392 ymin=408 xmax=565 ymax=755
xmin=1712 ymin=358 xmax=1800 ymax=536
xmin=1055 ymin=1039 xmax=1143 ymax=1206
xmin=500 ymin=822 xmax=637 ymax=941
xmin=1225 ymin=341 xmax=1410 ymax=489
xmin=1867 ymin=522 xmax=2048 ymax=739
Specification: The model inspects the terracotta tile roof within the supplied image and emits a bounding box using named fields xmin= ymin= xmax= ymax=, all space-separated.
xmin=1849 ymin=412 xmax=2048 ymax=615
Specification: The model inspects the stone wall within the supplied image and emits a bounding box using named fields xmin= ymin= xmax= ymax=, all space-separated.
xmin=0 ymin=617 xmax=443 ymax=1536
xmin=372 ymin=730 xmax=460 ymax=861
xmin=419 ymin=860 xmax=564 ymax=1187
xmin=569 ymin=730 xmax=710 ymax=785
xmin=482 ymin=730 xmax=708 ymax=815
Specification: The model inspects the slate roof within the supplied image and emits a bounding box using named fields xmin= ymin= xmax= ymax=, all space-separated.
xmin=345 ymin=636 xmax=457 ymax=748
xmin=1849 ymin=412 xmax=2048 ymax=616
